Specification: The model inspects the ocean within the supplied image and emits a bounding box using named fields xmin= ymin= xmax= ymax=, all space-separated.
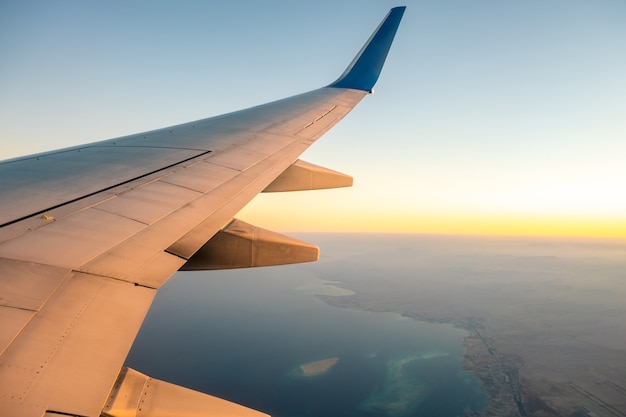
xmin=126 ymin=235 xmax=488 ymax=417
xmin=126 ymin=234 xmax=626 ymax=416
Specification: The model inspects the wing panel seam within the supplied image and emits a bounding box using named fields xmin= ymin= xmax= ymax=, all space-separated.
xmin=0 ymin=151 xmax=211 ymax=229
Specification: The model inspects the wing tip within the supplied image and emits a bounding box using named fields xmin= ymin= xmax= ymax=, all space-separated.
xmin=329 ymin=6 xmax=406 ymax=92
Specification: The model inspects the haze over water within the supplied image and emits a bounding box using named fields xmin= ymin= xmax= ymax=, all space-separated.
xmin=127 ymin=234 xmax=626 ymax=416
xmin=127 ymin=240 xmax=487 ymax=416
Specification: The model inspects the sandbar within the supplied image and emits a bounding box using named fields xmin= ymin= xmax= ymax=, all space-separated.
xmin=297 ymin=357 xmax=339 ymax=377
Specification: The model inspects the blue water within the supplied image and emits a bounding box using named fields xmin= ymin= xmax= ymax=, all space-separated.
xmin=126 ymin=254 xmax=486 ymax=416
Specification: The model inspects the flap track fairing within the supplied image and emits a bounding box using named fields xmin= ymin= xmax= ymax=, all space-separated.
xmin=179 ymin=219 xmax=319 ymax=270
xmin=262 ymin=159 xmax=352 ymax=192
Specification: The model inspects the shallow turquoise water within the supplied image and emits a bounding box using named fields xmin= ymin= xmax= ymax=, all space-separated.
xmin=127 ymin=260 xmax=486 ymax=417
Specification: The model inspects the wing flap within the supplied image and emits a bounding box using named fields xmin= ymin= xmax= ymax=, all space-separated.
xmin=0 ymin=273 xmax=155 ymax=417
xmin=103 ymin=367 xmax=269 ymax=417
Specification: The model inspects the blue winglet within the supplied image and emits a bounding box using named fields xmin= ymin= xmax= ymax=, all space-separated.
xmin=329 ymin=6 xmax=406 ymax=92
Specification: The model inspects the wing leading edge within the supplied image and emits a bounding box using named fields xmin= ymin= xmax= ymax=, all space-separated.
xmin=0 ymin=7 xmax=405 ymax=417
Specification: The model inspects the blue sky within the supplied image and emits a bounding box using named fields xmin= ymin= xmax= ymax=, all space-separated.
xmin=1 ymin=1 xmax=625 ymax=236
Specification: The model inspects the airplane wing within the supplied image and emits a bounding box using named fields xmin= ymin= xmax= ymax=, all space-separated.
xmin=0 ymin=7 xmax=405 ymax=417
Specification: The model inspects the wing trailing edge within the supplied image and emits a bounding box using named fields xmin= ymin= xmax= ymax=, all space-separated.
xmin=103 ymin=367 xmax=269 ymax=417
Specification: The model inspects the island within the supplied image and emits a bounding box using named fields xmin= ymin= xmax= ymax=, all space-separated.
xmin=290 ymin=357 xmax=339 ymax=377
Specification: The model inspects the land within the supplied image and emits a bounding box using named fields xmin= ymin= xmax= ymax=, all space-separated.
xmin=321 ymin=289 xmax=626 ymax=417
xmin=294 ymin=357 xmax=339 ymax=377
xmin=310 ymin=235 xmax=626 ymax=417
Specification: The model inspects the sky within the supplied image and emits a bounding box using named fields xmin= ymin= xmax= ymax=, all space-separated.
xmin=1 ymin=1 xmax=625 ymax=238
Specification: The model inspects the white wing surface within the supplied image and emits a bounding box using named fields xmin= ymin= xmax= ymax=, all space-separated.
xmin=0 ymin=7 xmax=405 ymax=417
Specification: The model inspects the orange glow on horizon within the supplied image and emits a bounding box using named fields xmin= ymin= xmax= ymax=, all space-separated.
xmin=237 ymin=198 xmax=626 ymax=239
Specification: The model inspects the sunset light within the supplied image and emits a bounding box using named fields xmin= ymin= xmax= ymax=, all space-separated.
xmin=2 ymin=1 xmax=625 ymax=239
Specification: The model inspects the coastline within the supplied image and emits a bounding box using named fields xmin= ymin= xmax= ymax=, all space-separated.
xmin=317 ymin=293 xmax=520 ymax=416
